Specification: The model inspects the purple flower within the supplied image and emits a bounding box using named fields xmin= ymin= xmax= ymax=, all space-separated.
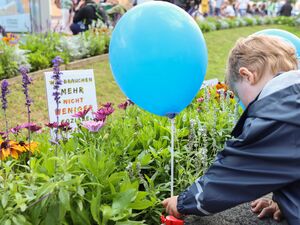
xmin=51 ymin=56 xmax=64 ymax=104
xmin=21 ymin=123 xmax=42 ymax=133
xmin=45 ymin=122 xmax=58 ymax=129
xmin=72 ymin=107 xmax=91 ymax=119
xmin=20 ymin=66 xmax=33 ymax=109
xmin=51 ymin=56 xmax=64 ymax=149
xmin=1 ymin=80 xmax=9 ymax=110
xmin=10 ymin=125 xmax=22 ymax=134
xmin=81 ymin=120 xmax=105 ymax=132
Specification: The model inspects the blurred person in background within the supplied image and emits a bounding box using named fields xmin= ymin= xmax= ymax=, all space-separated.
xmin=209 ymin=0 xmax=215 ymax=15
xmin=201 ymin=0 xmax=209 ymax=17
xmin=236 ymin=0 xmax=249 ymax=16
xmin=70 ymin=0 xmax=107 ymax=34
xmin=215 ymin=0 xmax=223 ymax=16
xmin=221 ymin=0 xmax=235 ymax=17
xmin=293 ymin=0 xmax=300 ymax=15
xmin=55 ymin=0 xmax=81 ymax=31
xmin=280 ymin=0 xmax=293 ymax=16
xmin=267 ymin=0 xmax=276 ymax=16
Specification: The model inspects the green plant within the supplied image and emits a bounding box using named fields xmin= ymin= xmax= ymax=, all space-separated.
xmin=19 ymin=33 xmax=70 ymax=72
xmin=0 ymin=43 xmax=19 ymax=79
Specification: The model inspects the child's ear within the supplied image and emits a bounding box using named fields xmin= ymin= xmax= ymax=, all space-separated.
xmin=239 ymin=67 xmax=258 ymax=85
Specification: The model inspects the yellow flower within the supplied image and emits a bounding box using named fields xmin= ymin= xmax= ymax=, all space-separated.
xmin=0 ymin=140 xmax=38 ymax=160
xmin=0 ymin=140 xmax=22 ymax=160
xmin=19 ymin=141 xmax=39 ymax=154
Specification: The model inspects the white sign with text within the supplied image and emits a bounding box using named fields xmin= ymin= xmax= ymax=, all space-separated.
xmin=45 ymin=69 xmax=98 ymax=129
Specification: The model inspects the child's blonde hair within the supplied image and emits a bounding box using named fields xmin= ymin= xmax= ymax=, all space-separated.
xmin=226 ymin=35 xmax=298 ymax=93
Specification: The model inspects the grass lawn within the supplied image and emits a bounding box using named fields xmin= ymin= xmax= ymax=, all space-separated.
xmin=2 ymin=24 xmax=300 ymax=128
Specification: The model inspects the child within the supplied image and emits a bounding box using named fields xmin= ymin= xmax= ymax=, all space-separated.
xmin=162 ymin=35 xmax=300 ymax=225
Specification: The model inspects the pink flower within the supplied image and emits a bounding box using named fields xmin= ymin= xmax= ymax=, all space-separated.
xmin=118 ymin=99 xmax=134 ymax=110
xmin=93 ymin=111 xmax=107 ymax=121
xmin=58 ymin=122 xmax=72 ymax=131
xmin=10 ymin=125 xmax=22 ymax=134
xmin=197 ymin=97 xmax=204 ymax=103
xmin=93 ymin=105 xmax=114 ymax=121
xmin=104 ymin=106 xmax=114 ymax=116
xmin=45 ymin=122 xmax=58 ymax=129
xmin=0 ymin=131 xmax=8 ymax=139
xmin=72 ymin=107 xmax=91 ymax=119
xmin=81 ymin=120 xmax=105 ymax=132
xmin=21 ymin=123 xmax=42 ymax=132
xmin=118 ymin=102 xmax=128 ymax=110
xmin=102 ymin=102 xmax=113 ymax=108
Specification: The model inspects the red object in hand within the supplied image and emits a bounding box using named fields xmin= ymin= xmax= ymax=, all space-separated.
xmin=161 ymin=215 xmax=184 ymax=225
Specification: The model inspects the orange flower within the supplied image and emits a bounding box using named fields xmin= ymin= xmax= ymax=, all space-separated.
xmin=2 ymin=33 xmax=19 ymax=46
xmin=215 ymin=82 xmax=228 ymax=91
xmin=2 ymin=36 xmax=9 ymax=43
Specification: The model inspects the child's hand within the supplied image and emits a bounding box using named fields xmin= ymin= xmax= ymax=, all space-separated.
xmin=251 ymin=198 xmax=282 ymax=221
xmin=162 ymin=196 xmax=181 ymax=218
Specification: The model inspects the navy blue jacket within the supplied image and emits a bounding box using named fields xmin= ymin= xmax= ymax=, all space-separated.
xmin=177 ymin=71 xmax=300 ymax=225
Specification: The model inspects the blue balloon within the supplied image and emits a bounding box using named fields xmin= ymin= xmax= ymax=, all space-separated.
xmin=109 ymin=1 xmax=208 ymax=117
xmin=254 ymin=29 xmax=300 ymax=59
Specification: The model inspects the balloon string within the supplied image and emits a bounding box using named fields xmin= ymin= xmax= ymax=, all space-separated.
xmin=170 ymin=118 xmax=175 ymax=197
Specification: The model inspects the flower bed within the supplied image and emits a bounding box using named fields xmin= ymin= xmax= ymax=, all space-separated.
xmin=0 ymin=62 xmax=241 ymax=224
xmin=0 ymin=28 xmax=111 ymax=80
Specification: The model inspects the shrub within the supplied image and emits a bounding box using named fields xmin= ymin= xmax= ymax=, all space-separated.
xmin=0 ymin=43 xmax=19 ymax=79
xmin=19 ymin=33 xmax=70 ymax=71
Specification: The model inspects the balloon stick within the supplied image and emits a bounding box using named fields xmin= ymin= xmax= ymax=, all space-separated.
xmin=170 ymin=118 xmax=175 ymax=197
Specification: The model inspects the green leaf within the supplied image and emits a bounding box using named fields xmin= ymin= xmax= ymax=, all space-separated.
xmin=36 ymin=183 xmax=55 ymax=198
xmin=177 ymin=128 xmax=190 ymax=138
xmin=58 ymin=188 xmax=70 ymax=210
xmin=112 ymin=189 xmax=136 ymax=216
xmin=4 ymin=219 xmax=11 ymax=225
xmin=15 ymin=215 xmax=31 ymax=225
xmin=101 ymin=205 xmax=112 ymax=225
xmin=44 ymin=202 xmax=60 ymax=225
xmin=77 ymin=186 xmax=85 ymax=197
xmin=70 ymin=206 xmax=91 ymax=225
xmin=77 ymin=200 xmax=83 ymax=211
xmin=12 ymin=215 xmax=31 ymax=225
xmin=90 ymin=192 xmax=101 ymax=224
xmin=1 ymin=193 xmax=8 ymax=208
xmin=138 ymin=152 xmax=153 ymax=166
xmin=108 ymin=172 xmax=127 ymax=185
xmin=129 ymin=191 xmax=154 ymax=210
xmin=20 ymin=203 xmax=27 ymax=212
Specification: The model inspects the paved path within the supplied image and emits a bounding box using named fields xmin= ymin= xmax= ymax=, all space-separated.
xmin=184 ymin=202 xmax=288 ymax=225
